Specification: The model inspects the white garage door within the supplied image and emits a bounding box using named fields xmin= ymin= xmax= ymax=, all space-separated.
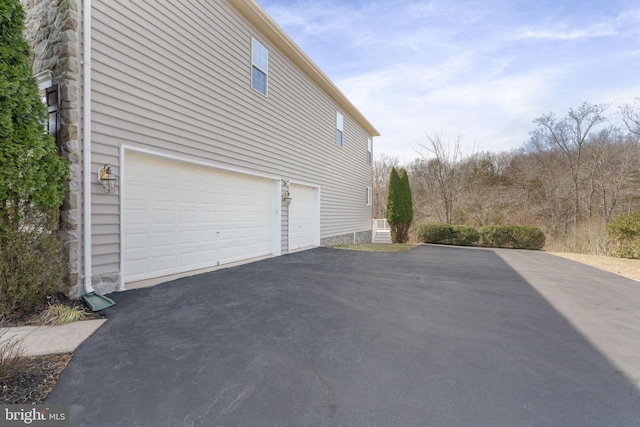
xmin=289 ymin=184 xmax=316 ymax=251
xmin=124 ymin=152 xmax=275 ymax=283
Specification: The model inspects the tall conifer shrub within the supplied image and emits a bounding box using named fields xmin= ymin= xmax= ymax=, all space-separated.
xmin=0 ymin=0 xmax=68 ymax=316
xmin=386 ymin=167 xmax=413 ymax=243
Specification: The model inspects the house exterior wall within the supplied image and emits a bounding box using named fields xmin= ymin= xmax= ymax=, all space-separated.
xmin=24 ymin=0 xmax=376 ymax=295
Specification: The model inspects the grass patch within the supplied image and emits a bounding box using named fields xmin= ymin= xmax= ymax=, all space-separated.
xmin=331 ymin=243 xmax=418 ymax=252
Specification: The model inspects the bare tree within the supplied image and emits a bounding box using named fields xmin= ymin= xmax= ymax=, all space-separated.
xmin=415 ymin=131 xmax=467 ymax=224
xmin=586 ymin=129 xmax=640 ymax=224
xmin=621 ymin=98 xmax=640 ymax=137
xmin=462 ymin=152 xmax=513 ymax=227
xmin=509 ymin=148 xmax=574 ymax=236
xmin=372 ymin=153 xmax=399 ymax=219
xmin=531 ymin=102 xmax=608 ymax=229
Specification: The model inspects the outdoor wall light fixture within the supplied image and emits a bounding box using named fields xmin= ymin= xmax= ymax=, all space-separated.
xmin=97 ymin=164 xmax=117 ymax=193
xmin=281 ymin=179 xmax=292 ymax=206
xmin=282 ymin=190 xmax=292 ymax=206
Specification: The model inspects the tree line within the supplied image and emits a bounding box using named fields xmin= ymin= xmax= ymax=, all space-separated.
xmin=374 ymin=101 xmax=640 ymax=254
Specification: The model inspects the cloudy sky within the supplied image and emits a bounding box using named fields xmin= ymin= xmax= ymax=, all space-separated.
xmin=255 ymin=0 xmax=640 ymax=163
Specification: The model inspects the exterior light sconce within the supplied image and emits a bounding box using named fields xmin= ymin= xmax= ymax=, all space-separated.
xmin=282 ymin=190 xmax=292 ymax=206
xmin=281 ymin=179 xmax=292 ymax=206
xmin=97 ymin=164 xmax=117 ymax=193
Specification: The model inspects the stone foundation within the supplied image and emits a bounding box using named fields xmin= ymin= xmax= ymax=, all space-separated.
xmin=92 ymin=275 xmax=121 ymax=295
xmin=23 ymin=0 xmax=82 ymax=297
xmin=321 ymin=230 xmax=372 ymax=246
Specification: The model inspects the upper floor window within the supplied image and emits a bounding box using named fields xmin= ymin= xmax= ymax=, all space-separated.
xmin=367 ymin=137 xmax=372 ymax=164
xmin=335 ymin=112 xmax=344 ymax=147
xmin=251 ymin=38 xmax=268 ymax=96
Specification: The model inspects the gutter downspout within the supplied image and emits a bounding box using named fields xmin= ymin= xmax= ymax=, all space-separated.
xmin=82 ymin=0 xmax=93 ymax=295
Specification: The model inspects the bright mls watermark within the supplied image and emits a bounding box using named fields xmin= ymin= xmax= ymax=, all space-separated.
xmin=0 ymin=405 xmax=69 ymax=426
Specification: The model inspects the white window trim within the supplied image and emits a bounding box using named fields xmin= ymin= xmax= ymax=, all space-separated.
xmin=367 ymin=137 xmax=372 ymax=164
xmin=366 ymin=186 xmax=372 ymax=205
xmin=251 ymin=38 xmax=268 ymax=96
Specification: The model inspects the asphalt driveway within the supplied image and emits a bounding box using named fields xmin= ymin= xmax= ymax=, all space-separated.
xmin=47 ymin=246 xmax=640 ymax=426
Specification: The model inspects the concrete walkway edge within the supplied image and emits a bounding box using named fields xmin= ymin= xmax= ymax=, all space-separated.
xmin=0 ymin=319 xmax=107 ymax=356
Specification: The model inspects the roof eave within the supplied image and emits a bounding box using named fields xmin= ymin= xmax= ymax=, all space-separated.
xmin=227 ymin=0 xmax=380 ymax=137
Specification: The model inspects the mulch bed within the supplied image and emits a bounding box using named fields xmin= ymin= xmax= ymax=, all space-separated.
xmin=0 ymin=294 xmax=106 ymax=404
xmin=0 ymin=353 xmax=72 ymax=404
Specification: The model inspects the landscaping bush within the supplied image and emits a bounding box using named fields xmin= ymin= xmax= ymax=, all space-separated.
xmin=387 ymin=167 xmax=413 ymax=243
xmin=417 ymin=223 xmax=480 ymax=246
xmin=417 ymin=223 xmax=452 ymax=244
xmin=606 ymin=211 xmax=640 ymax=259
xmin=0 ymin=0 xmax=68 ymax=319
xmin=479 ymin=225 xmax=546 ymax=250
xmin=0 ymin=227 xmax=66 ymax=317
xmin=452 ymin=225 xmax=481 ymax=246
xmin=418 ymin=223 xmax=544 ymax=249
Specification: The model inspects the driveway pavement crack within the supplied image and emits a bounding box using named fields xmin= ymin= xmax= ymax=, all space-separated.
xmin=310 ymin=358 xmax=337 ymax=424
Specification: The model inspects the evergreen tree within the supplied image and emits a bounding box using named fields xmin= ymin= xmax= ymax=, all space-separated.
xmin=399 ymin=168 xmax=413 ymax=225
xmin=386 ymin=167 xmax=413 ymax=243
xmin=0 ymin=0 xmax=68 ymax=315
xmin=0 ymin=0 xmax=67 ymax=231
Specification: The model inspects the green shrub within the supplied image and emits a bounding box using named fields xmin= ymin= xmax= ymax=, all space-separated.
xmin=606 ymin=211 xmax=640 ymax=259
xmin=417 ymin=223 xmax=453 ymax=244
xmin=479 ymin=225 xmax=546 ymax=250
xmin=417 ymin=223 xmax=479 ymax=246
xmin=0 ymin=0 xmax=68 ymax=318
xmin=387 ymin=167 xmax=413 ymax=243
xmin=418 ymin=223 xmax=545 ymax=249
xmin=451 ymin=225 xmax=481 ymax=246
xmin=0 ymin=227 xmax=66 ymax=318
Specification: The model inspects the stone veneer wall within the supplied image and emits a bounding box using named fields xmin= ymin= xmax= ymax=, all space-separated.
xmin=22 ymin=0 xmax=83 ymax=297
xmin=320 ymin=230 xmax=372 ymax=246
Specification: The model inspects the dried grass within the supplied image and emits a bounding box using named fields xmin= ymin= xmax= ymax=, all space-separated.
xmin=38 ymin=304 xmax=86 ymax=326
xmin=0 ymin=330 xmax=25 ymax=382
xmin=549 ymin=252 xmax=640 ymax=282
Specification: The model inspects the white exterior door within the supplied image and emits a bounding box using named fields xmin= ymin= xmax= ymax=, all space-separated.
xmin=289 ymin=184 xmax=317 ymax=251
xmin=123 ymin=152 xmax=275 ymax=283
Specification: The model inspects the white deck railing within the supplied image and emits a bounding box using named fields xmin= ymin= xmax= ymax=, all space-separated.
xmin=372 ymin=218 xmax=391 ymax=242
xmin=373 ymin=218 xmax=390 ymax=232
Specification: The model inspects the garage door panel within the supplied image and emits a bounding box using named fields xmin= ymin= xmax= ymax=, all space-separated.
xmin=124 ymin=152 xmax=275 ymax=283
xmin=152 ymin=210 xmax=175 ymax=225
xmin=152 ymin=232 xmax=175 ymax=247
xmin=177 ymin=189 xmax=198 ymax=203
xmin=126 ymin=233 xmax=148 ymax=250
xmin=178 ymin=211 xmax=198 ymax=225
xmin=126 ymin=210 xmax=147 ymax=226
xmin=152 ymin=186 xmax=175 ymax=202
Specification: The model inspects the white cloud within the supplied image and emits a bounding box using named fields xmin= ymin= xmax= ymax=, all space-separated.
xmin=258 ymin=0 xmax=640 ymax=164
xmin=522 ymin=23 xmax=616 ymax=40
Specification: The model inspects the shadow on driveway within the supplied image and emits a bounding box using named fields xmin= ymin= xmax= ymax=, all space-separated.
xmin=48 ymin=246 xmax=640 ymax=426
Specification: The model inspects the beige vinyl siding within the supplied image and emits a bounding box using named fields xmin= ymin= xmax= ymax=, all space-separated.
xmin=90 ymin=0 xmax=373 ymax=277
